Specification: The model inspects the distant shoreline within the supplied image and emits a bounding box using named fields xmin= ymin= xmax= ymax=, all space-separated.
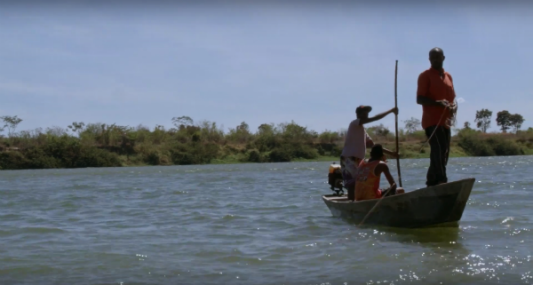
xmin=1 ymin=151 xmax=531 ymax=171
xmin=1 ymin=121 xmax=531 ymax=170
xmin=3 ymin=152 xmax=530 ymax=171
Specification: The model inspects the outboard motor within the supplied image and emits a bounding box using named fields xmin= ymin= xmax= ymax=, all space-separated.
xmin=328 ymin=162 xmax=344 ymax=196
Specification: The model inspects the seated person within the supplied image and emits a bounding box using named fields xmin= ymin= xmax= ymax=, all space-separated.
xmin=354 ymin=144 xmax=397 ymax=201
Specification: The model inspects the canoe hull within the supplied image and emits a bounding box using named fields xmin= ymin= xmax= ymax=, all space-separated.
xmin=322 ymin=178 xmax=475 ymax=228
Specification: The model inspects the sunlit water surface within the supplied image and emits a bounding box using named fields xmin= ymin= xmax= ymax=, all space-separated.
xmin=1 ymin=156 xmax=532 ymax=284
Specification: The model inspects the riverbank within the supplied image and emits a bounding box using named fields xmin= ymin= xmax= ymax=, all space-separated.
xmin=116 ymin=142 xmax=470 ymax=168
xmin=0 ymin=121 xmax=531 ymax=170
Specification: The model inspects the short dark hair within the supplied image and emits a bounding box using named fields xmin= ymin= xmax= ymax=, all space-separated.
xmin=429 ymin=47 xmax=444 ymax=56
xmin=370 ymin=144 xmax=384 ymax=160
xmin=356 ymin=105 xmax=372 ymax=115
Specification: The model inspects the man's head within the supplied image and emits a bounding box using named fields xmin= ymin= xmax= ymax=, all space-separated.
xmin=370 ymin=144 xmax=384 ymax=161
xmin=429 ymin=47 xmax=445 ymax=70
xmin=356 ymin=105 xmax=372 ymax=119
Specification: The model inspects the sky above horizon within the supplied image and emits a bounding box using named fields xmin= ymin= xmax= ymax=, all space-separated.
xmin=1 ymin=1 xmax=532 ymax=135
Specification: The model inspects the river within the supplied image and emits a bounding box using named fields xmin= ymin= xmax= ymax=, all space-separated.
xmin=1 ymin=156 xmax=532 ymax=284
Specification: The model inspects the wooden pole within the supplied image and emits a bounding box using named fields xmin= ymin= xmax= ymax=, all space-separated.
xmin=358 ymin=60 xmax=402 ymax=227
xmin=394 ymin=60 xmax=403 ymax=187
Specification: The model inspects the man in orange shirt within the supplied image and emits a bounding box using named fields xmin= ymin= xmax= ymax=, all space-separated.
xmin=416 ymin=47 xmax=458 ymax=187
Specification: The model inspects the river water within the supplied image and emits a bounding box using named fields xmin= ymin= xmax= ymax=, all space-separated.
xmin=1 ymin=156 xmax=532 ymax=285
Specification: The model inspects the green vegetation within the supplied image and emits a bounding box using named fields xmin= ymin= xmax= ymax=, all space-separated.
xmin=475 ymin=109 xmax=492 ymax=133
xmin=455 ymin=128 xmax=528 ymax=156
xmin=0 ymin=111 xmax=531 ymax=170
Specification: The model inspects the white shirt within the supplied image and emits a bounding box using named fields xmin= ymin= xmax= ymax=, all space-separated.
xmin=341 ymin=118 xmax=372 ymax=160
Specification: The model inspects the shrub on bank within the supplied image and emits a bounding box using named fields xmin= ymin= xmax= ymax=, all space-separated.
xmin=75 ymin=147 xmax=121 ymax=168
xmin=457 ymin=134 xmax=495 ymax=156
xmin=267 ymin=144 xmax=318 ymax=162
xmin=168 ymin=142 xmax=220 ymax=165
xmin=0 ymin=151 xmax=31 ymax=169
xmin=0 ymin=142 xmax=121 ymax=169
xmin=243 ymin=149 xmax=265 ymax=163
xmin=457 ymin=129 xmax=523 ymax=156
xmin=268 ymin=148 xmax=292 ymax=162
xmin=488 ymin=137 xmax=524 ymax=156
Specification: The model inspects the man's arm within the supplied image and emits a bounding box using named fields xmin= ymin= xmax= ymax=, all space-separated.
xmin=417 ymin=96 xmax=450 ymax=108
xmin=359 ymin=107 xmax=398 ymax=125
xmin=376 ymin=163 xmax=397 ymax=191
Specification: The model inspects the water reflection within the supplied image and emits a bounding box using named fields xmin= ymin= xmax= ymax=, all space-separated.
xmin=375 ymin=225 xmax=472 ymax=258
xmin=381 ymin=226 xmax=461 ymax=244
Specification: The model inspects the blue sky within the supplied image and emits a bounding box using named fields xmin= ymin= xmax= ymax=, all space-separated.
xmin=1 ymin=1 xmax=532 ymax=135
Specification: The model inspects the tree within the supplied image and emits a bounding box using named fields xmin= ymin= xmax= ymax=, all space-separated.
xmin=227 ymin=121 xmax=252 ymax=143
xmin=280 ymin=121 xmax=311 ymax=143
xmin=403 ymin=117 xmax=421 ymax=134
xmin=509 ymin=113 xmax=525 ymax=133
xmin=257 ymin=123 xmax=275 ymax=135
xmin=1 ymin=115 xmax=23 ymax=137
xmin=496 ymin=110 xmax=512 ymax=133
xmin=318 ymin=130 xmax=340 ymax=144
xmin=367 ymin=124 xmax=390 ymax=137
xmin=236 ymin=121 xmax=249 ymax=132
xmin=68 ymin=121 xmax=86 ymax=135
xmin=172 ymin=116 xmax=194 ymax=128
xmin=474 ymin=109 xmax=492 ymax=133
xmin=464 ymin=121 xmax=471 ymax=129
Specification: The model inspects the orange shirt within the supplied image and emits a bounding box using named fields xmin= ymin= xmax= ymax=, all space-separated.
xmin=417 ymin=67 xmax=456 ymax=129
xmin=354 ymin=160 xmax=382 ymax=201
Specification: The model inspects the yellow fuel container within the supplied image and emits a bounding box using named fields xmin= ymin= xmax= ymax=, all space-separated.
xmin=329 ymin=162 xmax=341 ymax=174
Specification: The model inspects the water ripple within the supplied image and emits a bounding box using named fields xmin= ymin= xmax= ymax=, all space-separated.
xmin=1 ymin=156 xmax=533 ymax=284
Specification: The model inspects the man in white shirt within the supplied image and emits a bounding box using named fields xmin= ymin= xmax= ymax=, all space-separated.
xmin=341 ymin=105 xmax=398 ymax=201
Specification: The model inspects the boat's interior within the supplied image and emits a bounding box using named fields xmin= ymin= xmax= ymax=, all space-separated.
xmin=324 ymin=188 xmax=407 ymax=203
xmin=323 ymin=195 xmax=351 ymax=202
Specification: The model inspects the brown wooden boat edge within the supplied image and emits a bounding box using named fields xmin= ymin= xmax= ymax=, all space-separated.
xmin=322 ymin=177 xmax=476 ymax=203
xmin=321 ymin=178 xmax=476 ymax=228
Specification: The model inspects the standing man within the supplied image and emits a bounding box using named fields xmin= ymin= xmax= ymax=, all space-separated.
xmin=341 ymin=105 xmax=398 ymax=201
xmin=416 ymin=47 xmax=457 ymax=187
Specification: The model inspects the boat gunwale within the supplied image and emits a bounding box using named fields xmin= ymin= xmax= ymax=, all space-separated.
xmin=321 ymin=177 xmax=476 ymax=228
xmin=322 ymin=177 xmax=476 ymax=205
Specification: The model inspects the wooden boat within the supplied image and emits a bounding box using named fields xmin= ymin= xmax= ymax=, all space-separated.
xmin=322 ymin=178 xmax=475 ymax=228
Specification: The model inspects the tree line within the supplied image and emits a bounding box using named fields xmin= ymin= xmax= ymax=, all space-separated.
xmin=0 ymin=112 xmax=531 ymax=170
xmin=468 ymin=109 xmax=525 ymax=133
xmin=0 ymin=115 xmax=347 ymax=169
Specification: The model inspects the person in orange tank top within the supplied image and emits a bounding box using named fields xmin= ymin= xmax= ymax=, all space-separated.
xmin=354 ymin=144 xmax=397 ymax=201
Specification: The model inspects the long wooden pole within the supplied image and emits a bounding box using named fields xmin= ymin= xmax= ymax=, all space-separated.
xmin=394 ymin=60 xmax=403 ymax=187
xmin=358 ymin=60 xmax=402 ymax=227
